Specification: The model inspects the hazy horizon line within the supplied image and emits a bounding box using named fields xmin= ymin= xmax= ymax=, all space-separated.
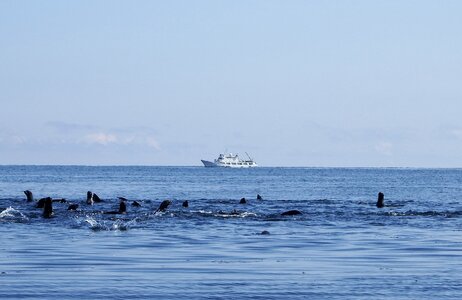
xmin=1 ymin=164 xmax=462 ymax=170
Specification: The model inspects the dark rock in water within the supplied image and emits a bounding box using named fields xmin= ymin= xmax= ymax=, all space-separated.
xmin=281 ymin=210 xmax=302 ymax=216
xmin=43 ymin=197 xmax=53 ymax=218
xmin=118 ymin=197 xmax=128 ymax=201
xmin=67 ymin=204 xmax=79 ymax=211
xmin=53 ymin=198 xmax=67 ymax=203
xmin=376 ymin=192 xmax=384 ymax=208
xmin=240 ymin=198 xmax=247 ymax=204
xmin=257 ymin=194 xmax=263 ymax=200
xmin=261 ymin=230 xmax=270 ymax=235
xmin=182 ymin=200 xmax=189 ymax=208
xmin=156 ymin=200 xmax=171 ymax=213
xmin=24 ymin=190 xmax=34 ymax=202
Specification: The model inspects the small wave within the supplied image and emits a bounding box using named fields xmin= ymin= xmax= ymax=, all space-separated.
xmin=84 ymin=216 xmax=99 ymax=227
xmin=240 ymin=212 xmax=258 ymax=217
xmin=384 ymin=210 xmax=462 ymax=218
xmin=214 ymin=210 xmax=257 ymax=218
xmin=82 ymin=216 xmax=131 ymax=231
xmin=110 ymin=220 xmax=129 ymax=231
xmin=0 ymin=207 xmax=29 ymax=223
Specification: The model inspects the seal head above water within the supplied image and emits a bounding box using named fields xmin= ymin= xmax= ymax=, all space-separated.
xmin=155 ymin=200 xmax=171 ymax=213
xmin=24 ymin=190 xmax=34 ymax=202
xmin=104 ymin=199 xmax=127 ymax=214
xmin=376 ymin=192 xmax=384 ymax=208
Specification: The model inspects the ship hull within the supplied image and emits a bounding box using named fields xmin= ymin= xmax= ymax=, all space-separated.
xmin=201 ymin=160 xmax=257 ymax=168
xmin=201 ymin=160 xmax=219 ymax=167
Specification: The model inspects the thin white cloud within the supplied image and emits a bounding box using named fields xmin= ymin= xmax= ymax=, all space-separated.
xmin=84 ymin=133 xmax=118 ymax=145
xmin=1 ymin=121 xmax=163 ymax=152
xmin=80 ymin=131 xmax=161 ymax=150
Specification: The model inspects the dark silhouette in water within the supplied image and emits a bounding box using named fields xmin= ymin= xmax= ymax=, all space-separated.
xmin=119 ymin=200 xmax=127 ymax=213
xmin=281 ymin=210 xmax=302 ymax=216
xmin=87 ymin=191 xmax=102 ymax=205
xmin=182 ymin=200 xmax=189 ymax=208
xmin=240 ymin=198 xmax=247 ymax=204
xmin=24 ymin=190 xmax=65 ymax=205
xmin=43 ymin=197 xmax=53 ymax=218
xmin=36 ymin=198 xmax=47 ymax=208
xmin=104 ymin=199 xmax=127 ymax=214
xmin=86 ymin=191 xmax=93 ymax=205
xmin=155 ymin=200 xmax=171 ymax=213
xmin=257 ymin=194 xmax=263 ymax=200
xmin=260 ymin=230 xmax=270 ymax=235
xmin=376 ymin=192 xmax=384 ymax=208
xmin=36 ymin=197 xmax=66 ymax=208
xmin=92 ymin=193 xmax=102 ymax=203
xmin=53 ymin=198 xmax=67 ymax=203
xmin=118 ymin=197 xmax=141 ymax=207
xmin=24 ymin=190 xmax=34 ymax=202
xmin=67 ymin=204 xmax=79 ymax=211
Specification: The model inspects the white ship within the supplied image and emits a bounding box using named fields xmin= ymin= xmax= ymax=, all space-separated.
xmin=201 ymin=153 xmax=258 ymax=168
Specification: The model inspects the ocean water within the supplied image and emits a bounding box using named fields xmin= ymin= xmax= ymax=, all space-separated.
xmin=1 ymin=166 xmax=462 ymax=299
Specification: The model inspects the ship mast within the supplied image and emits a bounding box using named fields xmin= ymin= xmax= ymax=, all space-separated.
xmin=245 ymin=152 xmax=253 ymax=161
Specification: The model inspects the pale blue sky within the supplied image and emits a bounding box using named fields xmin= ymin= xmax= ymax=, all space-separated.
xmin=1 ymin=1 xmax=462 ymax=167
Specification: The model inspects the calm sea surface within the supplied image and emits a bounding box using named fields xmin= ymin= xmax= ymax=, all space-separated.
xmin=1 ymin=166 xmax=462 ymax=299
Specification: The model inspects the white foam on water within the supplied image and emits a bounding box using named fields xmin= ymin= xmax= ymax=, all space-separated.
xmin=0 ymin=207 xmax=29 ymax=222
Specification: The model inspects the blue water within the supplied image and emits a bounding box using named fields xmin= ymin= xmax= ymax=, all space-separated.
xmin=1 ymin=166 xmax=462 ymax=299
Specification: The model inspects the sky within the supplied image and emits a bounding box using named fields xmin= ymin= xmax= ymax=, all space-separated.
xmin=1 ymin=1 xmax=462 ymax=167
